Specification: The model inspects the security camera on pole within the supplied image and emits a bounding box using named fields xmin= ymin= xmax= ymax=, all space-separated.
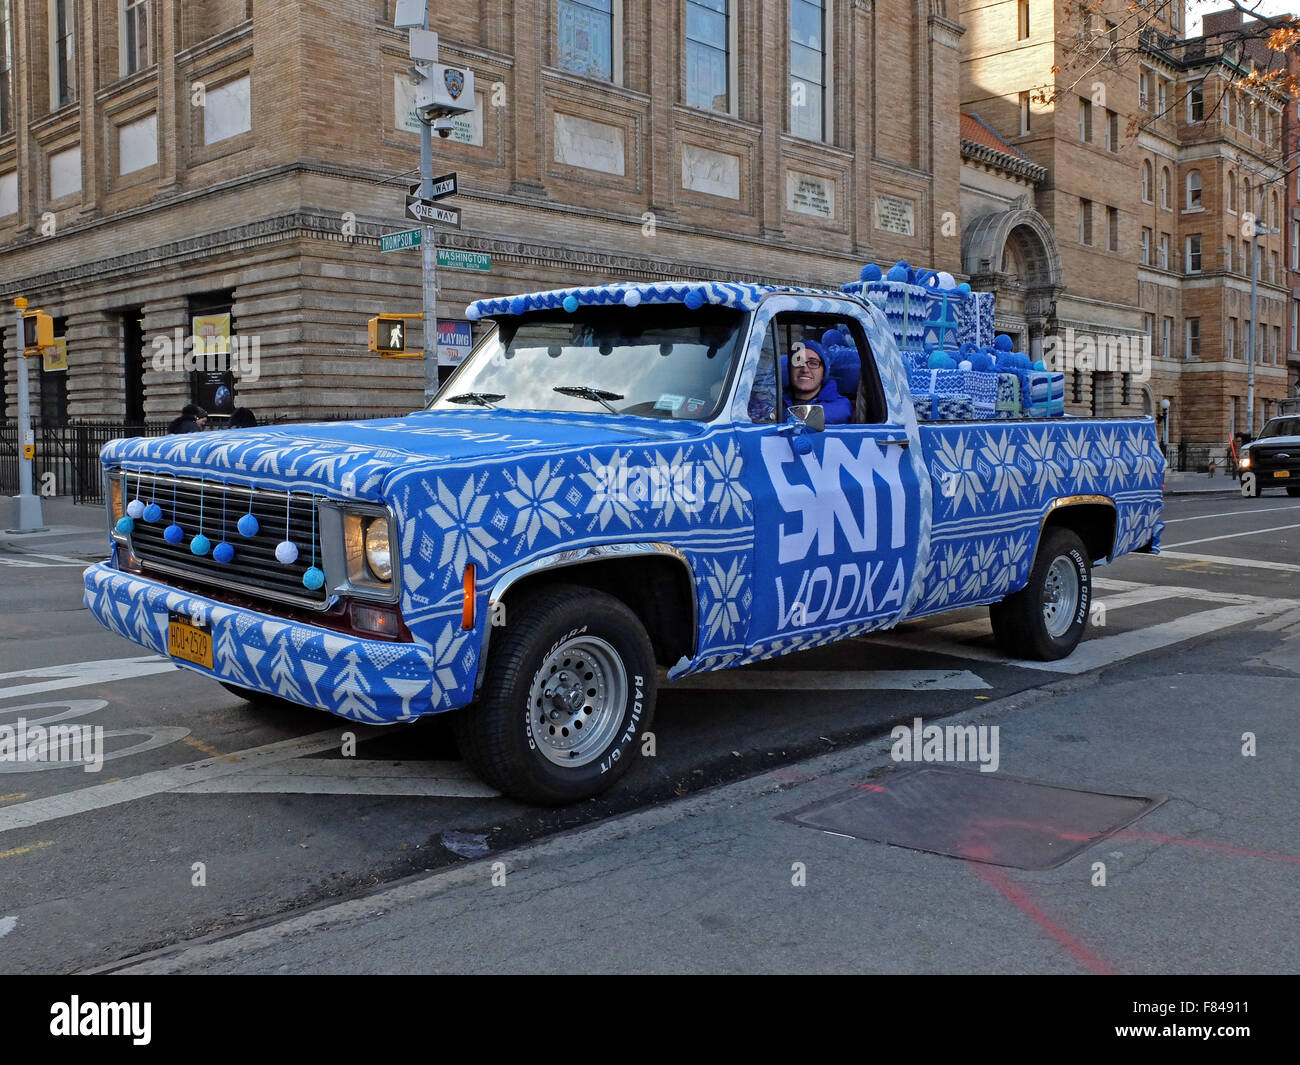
xmin=393 ymin=1 xmax=474 ymax=402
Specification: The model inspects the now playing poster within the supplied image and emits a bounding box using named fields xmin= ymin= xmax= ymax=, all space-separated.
xmin=438 ymin=320 xmax=472 ymax=368
xmin=743 ymin=425 xmax=923 ymax=647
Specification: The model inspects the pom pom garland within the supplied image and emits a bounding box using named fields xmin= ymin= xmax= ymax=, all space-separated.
xmin=275 ymin=540 xmax=299 ymax=565
xmin=190 ymin=533 xmax=211 ymax=557
xmin=164 ymin=524 xmax=184 ymax=544
xmin=213 ymin=541 xmax=235 ymax=564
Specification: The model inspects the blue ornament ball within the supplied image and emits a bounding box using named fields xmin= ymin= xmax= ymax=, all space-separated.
xmin=143 ymin=502 xmax=162 ymax=523
xmin=302 ymin=566 xmax=325 ymax=591
xmin=115 ymin=516 xmax=134 ymax=535
xmin=213 ymin=541 xmax=235 ymax=564
xmin=164 ymin=523 xmax=184 ymax=544
xmin=127 ymin=499 xmax=145 ymax=519
xmin=927 ymin=350 xmax=951 ymax=369
xmin=995 ymin=334 xmax=1013 ymax=351
xmin=562 ymin=295 xmax=579 ymax=313
xmin=275 ymin=540 xmax=299 ymax=565
xmin=971 ymin=353 xmax=996 ymax=372
xmin=237 ymin=512 xmax=259 ymax=538
xmin=1033 ymin=359 xmax=1047 ymax=371
xmin=886 ymin=263 xmax=910 ymax=283
xmin=684 ymin=289 xmax=705 ymax=310
xmin=190 ymin=534 xmax=211 ymax=557
xmin=859 ymin=264 xmax=883 ymax=282
xmin=956 ymin=282 xmax=972 ymax=294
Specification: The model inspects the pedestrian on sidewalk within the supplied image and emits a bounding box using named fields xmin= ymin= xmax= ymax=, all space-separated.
xmin=228 ymin=406 xmax=257 ymax=429
xmin=168 ymin=404 xmax=207 ymax=434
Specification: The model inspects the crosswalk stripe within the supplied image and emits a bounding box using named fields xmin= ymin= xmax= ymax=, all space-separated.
xmin=1151 ymin=551 xmax=1300 ymax=574
xmin=1163 ymin=503 xmax=1300 ymax=524
xmin=0 ymin=657 xmax=177 ymax=702
xmin=1167 ymin=522 xmax=1300 ymax=548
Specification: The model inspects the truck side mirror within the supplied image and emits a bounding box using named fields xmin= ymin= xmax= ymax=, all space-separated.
xmin=787 ymin=404 xmax=825 ymax=433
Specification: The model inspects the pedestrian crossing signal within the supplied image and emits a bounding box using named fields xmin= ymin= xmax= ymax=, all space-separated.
xmin=367 ymin=313 xmax=423 ymax=357
xmin=22 ymin=310 xmax=54 ymax=353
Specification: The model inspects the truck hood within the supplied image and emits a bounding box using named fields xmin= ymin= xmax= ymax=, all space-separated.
xmin=100 ymin=409 xmax=710 ymax=503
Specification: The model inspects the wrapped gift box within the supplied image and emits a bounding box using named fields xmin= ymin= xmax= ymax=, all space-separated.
xmin=912 ymin=394 xmax=935 ymax=421
xmin=934 ymin=394 xmax=973 ymax=420
xmin=1020 ymin=370 xmax=1065 ymax=417
xmin=908 ymin=368 xmax=965 ymax=395
xmin=995 ymin=373 xmax=1022 ymax=416
xmin=958 ymin=370 xmax=999 ymax=411
xmin=843 ymin=279 xmax=932 ymax=352
xmin=953 ymin=291 xmax=995 ymax=349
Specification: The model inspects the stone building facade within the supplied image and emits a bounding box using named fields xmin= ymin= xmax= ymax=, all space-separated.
xmin=1 ymin=0 xmax=967 ymax=425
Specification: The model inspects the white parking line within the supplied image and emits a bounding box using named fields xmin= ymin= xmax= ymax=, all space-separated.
xmin=1152 ymin=551 xmax=1300 ymax=573
xmin=0 ymin=657 xmax=177 ymax=701
xmin=1166 ymin=522 xmax=1300 ymax=548
xmin=1163 ymin=503 xmax=1300 ymax=523
xmin=176 ymin=759 xmax=499 ymax=798
xmin=667 ymin=668 xmax=991 ymax=692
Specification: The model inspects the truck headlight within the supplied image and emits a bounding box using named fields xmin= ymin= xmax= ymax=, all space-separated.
xmin=364 ymin=517 xmax=393 ymax=581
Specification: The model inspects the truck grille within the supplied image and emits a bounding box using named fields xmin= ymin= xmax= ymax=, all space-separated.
xmin=126 ymin=475 xmax=328 ymax=608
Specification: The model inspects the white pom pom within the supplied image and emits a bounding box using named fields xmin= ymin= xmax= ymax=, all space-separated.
xmin=466 ymin=305 xmax=481 ymax=320
xmin=275 ymin=540 xmax=299 ymax=565
xmin=126 ymin=499 xmax=145 ymax=519
xmin=937 ymin=271 xmax=957 ymax=290
xmin=958 ymin=360 xmax=973 ymax=371
xmin=623 ymin=289 xmax=642 ymax=307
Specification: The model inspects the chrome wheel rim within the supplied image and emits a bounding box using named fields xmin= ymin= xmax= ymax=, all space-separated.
xmin=528 ymin=636 xmax=628 ymax=768
xmin=1042 ymin=556 xmax=1080 ymax=639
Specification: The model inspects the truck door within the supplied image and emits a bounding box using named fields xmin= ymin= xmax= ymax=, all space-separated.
xmin=733 ymin=299 xmax=928 ymax=652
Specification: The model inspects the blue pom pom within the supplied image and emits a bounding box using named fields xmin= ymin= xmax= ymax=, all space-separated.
xmin=237 ymin=512 xmax=259 ymax=538
xmin=995 ymin=334 xmax=1013 ymax=351
xmin=859 ymin=264 xmax=883 ymax=282
xmin=956 ymin=282 xmax=972 ymax=294
xmin=971 ymin=353 xmax=996 ymax=372
xmin=684 ymin=289 xmax=705 ymax=310
xmin=115 ymin=516 xmax=134 ymax=535
xmin=164 ymin=524 xmax=184 ymax=544
xmin=213 ymin=541 xmax=235 ymax=564
xmin=927 ymin=350 xmax=950 ymax=369
xmin=886 ymin=263 xmax=910 ymax=283
xmin=562 ymin=295 xmax=579 ymax=313
xmin=190 ymin=533 xmax=211 ymax=556
xmin=509 ymin=296 xmax=528 ymax=316
xmin=1033 ymin=360 xmax=1046 ymax=371
xmin=302 ymin=566 xmax=325 ymax=591
xmin=143 ymin=502 xmax=162 ymax=523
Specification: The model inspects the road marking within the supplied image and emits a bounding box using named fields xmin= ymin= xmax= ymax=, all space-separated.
xmin=667 ymin=668 xmax=992 ymax=692
xmin=1163 ymin=503 xmax=1300 ymax=523
xmin=0 ymin=915 xmax=15 ymax=939
xmin=0 ymin=657 xmax=177 ymax=701
xmin=1152 ymin=551 xmax=1300 ymax=574
xmin=1166 ymin=522 xmax=1300 ymax=548
xmin=0 ymin=840 xmax=54 ymax=860
xmin=175 ymin=759 xmax=499 ymax=799
xmin=181 ymin=736 xmax=238 ymax=763
xmin=0 ymin=727 xmax=380 ymax=834
xmin=1258 ymin=607 xmax=1300 ymax=632
xmin=0 ymin=793 xmax=27 ymax=805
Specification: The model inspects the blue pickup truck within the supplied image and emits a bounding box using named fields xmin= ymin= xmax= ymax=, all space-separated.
xmin=87 ymin=278 xmax=1165 ymax=803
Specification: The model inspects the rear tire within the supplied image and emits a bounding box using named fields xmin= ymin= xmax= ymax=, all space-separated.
xmin=453 ymin=585 xmax=656 ymax=805
xmin=990 ymin=527 xmax=1092 ymax=661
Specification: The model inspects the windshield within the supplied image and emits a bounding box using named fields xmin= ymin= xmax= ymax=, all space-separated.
xmin=429 ymin=304 xmax=746 ymax=420
xmin=1257 ymin=417 xmax=1300 ymax=440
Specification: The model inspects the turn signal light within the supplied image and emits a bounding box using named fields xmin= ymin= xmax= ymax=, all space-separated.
xmin=462 ymin=564 xmax=476 ymax=630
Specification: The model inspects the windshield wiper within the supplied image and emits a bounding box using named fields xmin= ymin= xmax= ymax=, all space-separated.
xmin=554 ymin=385 xmax=624 ymax=414
xmin=445 ymin=392 xmax=505 ymax=410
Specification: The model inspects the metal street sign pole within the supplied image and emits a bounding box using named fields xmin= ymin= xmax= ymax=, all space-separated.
xmin=10 ymin=298 xmax=46 ymax=532
xmin=420 ymin=88 xmax=439 ymax=403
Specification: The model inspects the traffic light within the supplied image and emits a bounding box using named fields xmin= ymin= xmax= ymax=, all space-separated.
xmin=22 ymin=310 xmax=54 ymax=352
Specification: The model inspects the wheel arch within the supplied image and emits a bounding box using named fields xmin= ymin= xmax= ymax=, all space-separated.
xmin=475 ymin=543 xmax=697 ymax=693
xmin=1038 ymin=495 xmax=1117 ymax=565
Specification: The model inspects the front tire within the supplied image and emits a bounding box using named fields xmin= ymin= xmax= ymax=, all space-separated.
xmin=453 ymin=585 xmax=656 ymax=805
xmin=989 ymin=527 xmax=1092 ymax=661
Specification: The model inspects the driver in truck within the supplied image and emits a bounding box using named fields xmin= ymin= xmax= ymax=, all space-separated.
xmin=788 ymin=341 xmax=852 ymax=425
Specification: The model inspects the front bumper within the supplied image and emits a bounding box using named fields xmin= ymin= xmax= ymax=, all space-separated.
xmin=83 ymin=563 xmax=438 ymax=724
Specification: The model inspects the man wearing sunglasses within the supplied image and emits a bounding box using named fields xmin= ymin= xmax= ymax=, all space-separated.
xmin=788 ymin=340 xmax=852 ymax=425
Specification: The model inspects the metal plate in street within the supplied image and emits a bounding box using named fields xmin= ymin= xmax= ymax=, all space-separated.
xmin=405 ymin=200 xmax=461 ymax=228
xmin=380 ymin=228 xmax=423 ymax=253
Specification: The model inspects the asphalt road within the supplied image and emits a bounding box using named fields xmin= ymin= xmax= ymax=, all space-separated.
xmin=1 ymin=490 xmax=1297 ymax=974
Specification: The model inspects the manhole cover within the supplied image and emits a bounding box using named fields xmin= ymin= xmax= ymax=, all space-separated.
xmin=781 ymin=765 xmax=1166 ymax=870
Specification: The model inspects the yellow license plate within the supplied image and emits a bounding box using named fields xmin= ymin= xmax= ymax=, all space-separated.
xmin=1274 ymin=470 xmax=1291 ymax=479
xmin=168 ymin=618 xmax=214 ymax=669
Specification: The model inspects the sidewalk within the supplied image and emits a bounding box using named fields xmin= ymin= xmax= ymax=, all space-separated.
xmin=1 ymin=495 xmax=111 ymax=559
xmin=1161 ymin=470 xmax=1242 ymax=495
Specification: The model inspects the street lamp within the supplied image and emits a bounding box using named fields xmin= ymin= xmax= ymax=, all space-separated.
xmin=1159 ymin=397 xmax=1170 ymax=459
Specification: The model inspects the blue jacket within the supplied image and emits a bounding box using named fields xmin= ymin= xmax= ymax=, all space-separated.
xmin=789 ymin=377 xmax=852 ymax=425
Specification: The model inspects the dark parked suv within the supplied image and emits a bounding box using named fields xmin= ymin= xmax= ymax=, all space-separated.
xmin=1240 ymin=416 xmax=1300 ymax=497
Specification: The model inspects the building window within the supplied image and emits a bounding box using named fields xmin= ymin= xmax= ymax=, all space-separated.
xmin=1106 ymin=19 xmax=1118 ymax=47
xmin=1185 ymin=317 xmax=1200 ymax=360
xmin=789 ymin=0 xmax=827 ymax=141
xmin=1226 ymin=172 xmax=1235 ymax=213
xmin=0 ymin=1 xmax=12 ymax=134
xmin=1159 ymin=167 xmax=1170 ymax=209
xmin=122 ymin=0 xmax=152 ymax=76
xmin=1272 ymin=325 xmax=1280 ymax=364
xmin=1079 ymin=97 xmax=1092 ymax=142
xmin=1237 ymin=93 xmax=1246 ymax=131
xmin=1159 ymin=232 xmax=1169 ymax=269
xmin=1142 ymin=160 xmax=1152 ymax=202
xmin=1251 ymin=102 xmax=1260 ymax=139
xmin=1271 ymin=191 xmax=1279 ymax=228
xmin=1227 ymin=234 xmax=1235 ymax=272
xmin=1227 ymin=318 xmax=1235 ymax=359
xmin=1224 ymin=90 xmax=1232 ymax=126
xmin=1185 ymin=169 xmax=1201 ymax=210
xmin=51 ymin=0 xmax=76 ymax=108
xmin=1139 ymin=70 xmax=1150 ymax=110
xmin=1072 ymin=369 xmax=1082 ymax=403
xmin=1290 ymin=219 xmax=1299 ymax=271
xmin=1107 ymin=206 xmax=1119 ymax=252
xmin=1186 ymin=234 xmax=1201 ymax=273
xmin=1271 ymin=250 xmax=1278 ymax=283
xmin=1162 ymin=316 xmax=1172 ymax=358
xmin=556 ymin=0 xmax=615 ymax=81
xmin=1157 ymin=78 xmax=1167 ymax=115
xmin=1106 ymin=109 xmax=1118 ymax=152
xmin=1188 ymin=82 xmax=1203 ymax=122
xmin=1140 ymin=227 xmax=1151 ymax=264
xmin=1018 ymin=91 xmax=1031 ymax=135
xmin=1079 ymin=198 xmax=1093 ymax=245
xmin=1017 ymin=0 xmax=1030 ymax=40
xmin=1121 ymin=372 xmax=1132 ymax=406
xmin=685 ymin=0 xmax=729 ymax=112
xmin=1292 ymin=302 xmax=1298 ymax=350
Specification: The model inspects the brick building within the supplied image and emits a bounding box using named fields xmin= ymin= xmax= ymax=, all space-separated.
xmin=959 ymin=0 xmax=1292 ymax=458
xmin=0 ymin=0 xmax=968 ymax=426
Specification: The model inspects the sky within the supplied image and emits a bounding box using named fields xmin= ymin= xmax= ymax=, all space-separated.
xmin=1186 ymin=0 xmax=1295 ymax=37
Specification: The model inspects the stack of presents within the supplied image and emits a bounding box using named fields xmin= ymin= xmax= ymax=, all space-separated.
xmin=841 ymin=261 xmax=1065 ymax=421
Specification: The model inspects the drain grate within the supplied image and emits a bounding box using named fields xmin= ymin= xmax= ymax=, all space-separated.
xmin=781 ymin=765 xmax=1166 ymax=870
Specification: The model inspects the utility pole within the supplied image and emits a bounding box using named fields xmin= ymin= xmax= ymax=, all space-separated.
xmin=1247 ymin=181 xmax=1279 ymax=437
xmin=9 ymin=297 xmax=47 ymax=532
xmin=417 ymin=17 xmax=439 ymax=405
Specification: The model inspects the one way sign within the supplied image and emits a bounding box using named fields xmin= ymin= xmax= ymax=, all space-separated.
xmin=407 ymin=172 xmax=457 ymax=200
xmin=406 ymin=199 xmax=461 ymax=228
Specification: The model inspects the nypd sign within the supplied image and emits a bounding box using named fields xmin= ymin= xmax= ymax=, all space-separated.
xmin=413 ymin=64 xmax=475 ymax=116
